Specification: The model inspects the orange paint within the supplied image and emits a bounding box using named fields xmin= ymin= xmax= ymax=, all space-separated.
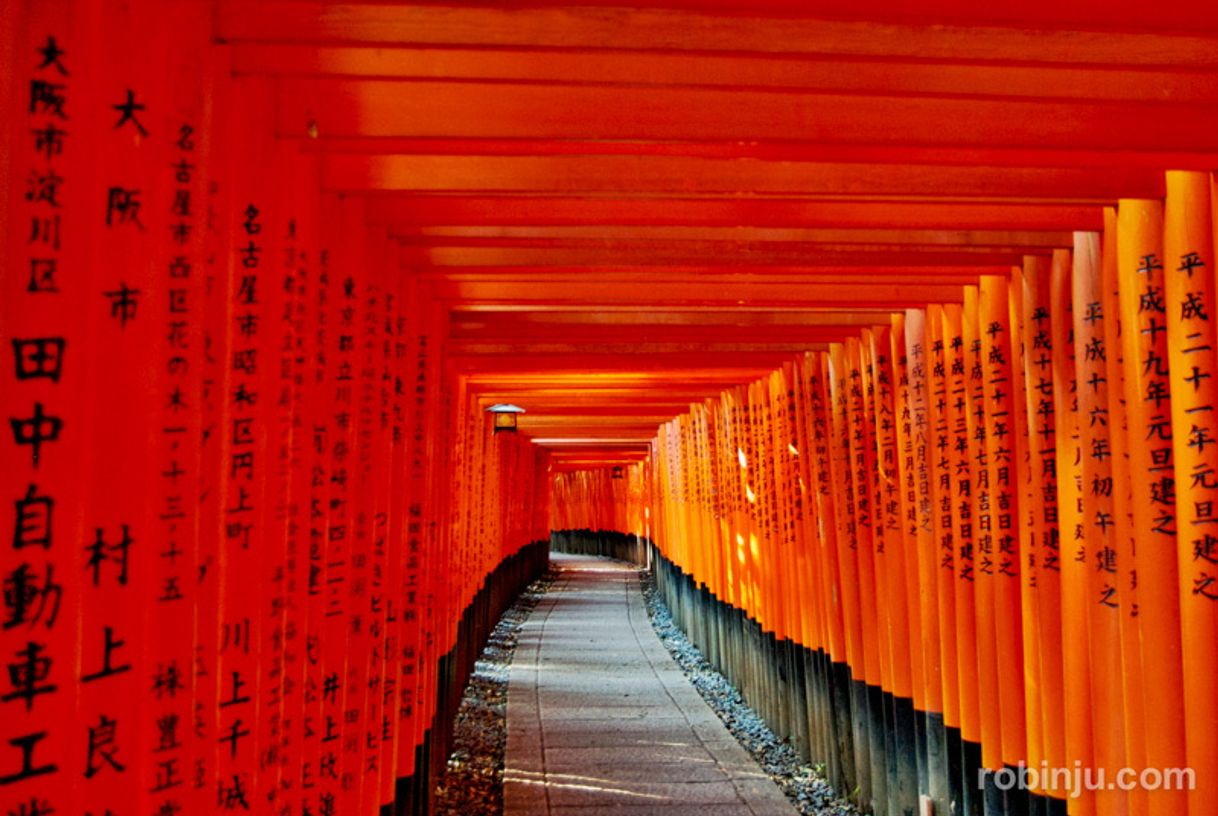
xmin=1115 ymin=198 xmax=1188 ymax=816
xmin=1053 ymin=243 xmax=1096 ymax=816
xmin=868 ymin=327 xmax=910 ymax=699
xmin=846 ymin=338 xmax=883 ymax=688
xmin=828 ymin=343 xmax=865 ymax=681
xmin=891 ymin=312 xmax=927 ymax=713
xmin=1016 ymin=257 xmax=1067 ymax=795
xmin=905 ymin=309 xmax=943 ymax=715
xmin=1072 ymin=230 xmax=1129 ymax=816
xmin=927 ymin=305 xmax=960 ymax=728
xmin=1164 ymin=171 xmax=1218 ymax=816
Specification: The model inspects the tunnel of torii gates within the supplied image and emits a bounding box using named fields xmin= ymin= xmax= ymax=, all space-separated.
xmin=8 ymin=2 xmax=1218 ymax=816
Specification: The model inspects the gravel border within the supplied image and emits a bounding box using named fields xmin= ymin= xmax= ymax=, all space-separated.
xmin=638 ymin=567 xmax=859 ymax=816
xmin=433 ymin=568 xmax=557 ymax=816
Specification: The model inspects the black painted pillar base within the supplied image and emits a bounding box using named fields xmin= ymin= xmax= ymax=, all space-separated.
xmin=891 ymin=696 xmax=918 ymax=816
xmin=867 ymin=683 xmax=888 ymax=815
xmin=637 ymin=540 xmax=1088 ymax=816
xmin=925 ymin=711 xmax=950 ymax=815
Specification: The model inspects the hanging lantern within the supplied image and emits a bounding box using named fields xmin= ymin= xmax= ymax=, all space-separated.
xmin=487 ymin=403 xmax=526 ymax=433
xmin=612 ymin=465 xmax=624 ymax=479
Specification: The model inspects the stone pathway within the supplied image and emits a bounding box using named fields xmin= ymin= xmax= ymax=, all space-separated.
xmin=505 ymin=553 xmax=798 ymax=815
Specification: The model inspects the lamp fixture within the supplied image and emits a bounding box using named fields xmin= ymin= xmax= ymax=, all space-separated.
xmin=487 ymin=403 xmax=525 ymax=433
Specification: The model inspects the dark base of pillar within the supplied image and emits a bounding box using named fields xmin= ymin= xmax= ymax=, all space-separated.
xmin=891 ymin=694 xmax=918 ymax=816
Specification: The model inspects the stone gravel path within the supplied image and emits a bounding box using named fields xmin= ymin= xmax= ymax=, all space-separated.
xmin=504 ymin=553 xmax=798 ymax=816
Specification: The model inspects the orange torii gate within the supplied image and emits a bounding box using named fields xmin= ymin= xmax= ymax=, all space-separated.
xmin=634 ymin=205 xmax=1218 ymax=816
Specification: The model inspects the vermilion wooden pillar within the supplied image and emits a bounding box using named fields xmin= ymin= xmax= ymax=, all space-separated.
xmin=4 ymin=8 xmax=556 ymax=816
xmin=1164 ymin=171 xmax=1218 ymax=816
xmin=1116 ymin=198 xmax=1188 ymax=816
xmin=3 ymin=4 xmax=95 ymax=814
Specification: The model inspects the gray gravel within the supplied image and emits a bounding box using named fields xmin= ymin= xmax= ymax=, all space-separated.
xmin=433 ymin=568 xmax=557 ymax=816
xmin=638 ymin=568 xmax=859 ymax=816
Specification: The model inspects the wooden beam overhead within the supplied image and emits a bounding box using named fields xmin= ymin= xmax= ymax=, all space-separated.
xmin=219 ymin=4 xmax=1218 ymax=63
xmin=296 ymin=139 xmax=1218 ymax=170
xmin=212 ymin=0 xmax=1218 ymax=449
xmin=364 ymin=197 xmax=1104 ymax=230
xmin=449 ymin=307 xmax=892 ymax=327
xmin=232 ymin=44 xmax=1218 ymax=105
xmin=400 ymin=226 xmax=1073 ymax=248
xmin=282 ymin=79 xmax=1218 ymax=153
xmin=323 ymin=154 xmax=1162 ymax=200
xmin=450 ymin=322 xmax=879 ymax=343
xmin=430 ymin=278 xmax=970 ymax=307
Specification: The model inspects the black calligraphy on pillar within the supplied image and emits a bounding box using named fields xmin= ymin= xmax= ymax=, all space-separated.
xmin=102 ymin=281 xmax=141 ymax=328
xmin=1028 ymin=304 xmax=1060 ymax=573
xmin=0 ymin=731 xmax=58 ymax=786
xmin=12 ymin=337 xmax=66 ymax=383
xmin=111 ymin=88 xmax=148 ymax=137
xmin=2 ymin=641 xmax=58 ymax=711
xmin=84 ymin=526 xmax=132 ymax=587
xmin=1 ymin=39 xmax=72 ymax=812
xmin=13 ymin=484 xmax=54 ymax=550
xmin=80 ymin=626 xmax=131 ymax=683
xmin=105 ymin=186 xmax=144 ymax=229
xmin=3 ymin=563 xmax=63 ymax=631
xmin=1174 ymin=251 xmax=1218 ymax=602
xmin=226 ymin=203 xmax=261 ymax=553
xmin=9 ymin=403 xmax=63 ymax=469
xmin=84 ymin=714 xmax=125 ymax=777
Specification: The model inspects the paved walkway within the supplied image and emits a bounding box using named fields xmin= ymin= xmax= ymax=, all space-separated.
xmin=504 ymin=553 xmax=798 ymax=816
